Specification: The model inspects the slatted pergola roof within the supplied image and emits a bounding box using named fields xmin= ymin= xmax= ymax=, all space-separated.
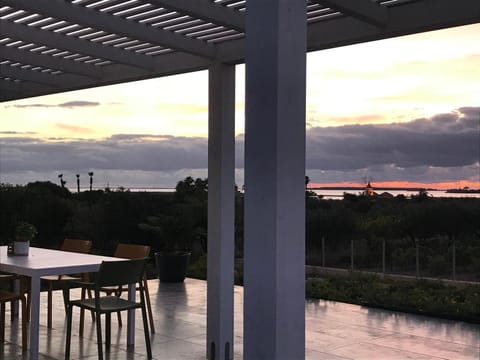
xmin=2 ymin=2 xmax=479 ymax=360
xmin=1 ymin=0 xmax=479 ymax=102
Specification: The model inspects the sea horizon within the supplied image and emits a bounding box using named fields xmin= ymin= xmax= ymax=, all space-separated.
xmin=63 ymin=185 xmax=480 ymax=199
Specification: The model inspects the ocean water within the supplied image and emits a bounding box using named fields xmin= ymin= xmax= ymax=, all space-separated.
xmin=312 ymin=189 xmax=480 ymax=200
xmin=71 ymin=186 xmax=479 ymax=199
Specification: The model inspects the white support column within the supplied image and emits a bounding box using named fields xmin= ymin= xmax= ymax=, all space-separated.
xmin=244 ymin=1 xmax=307 ymax=359
xmin=207 ymin=62 xmax=236 ymax=360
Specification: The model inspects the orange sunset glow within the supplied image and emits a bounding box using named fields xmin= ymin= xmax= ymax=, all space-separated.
xmin=309 ymin=180 xmax=480 ymax=191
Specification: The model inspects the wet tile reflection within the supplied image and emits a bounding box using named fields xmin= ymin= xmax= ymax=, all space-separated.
xmin=1 ymin=279 xmax=478 ymax=359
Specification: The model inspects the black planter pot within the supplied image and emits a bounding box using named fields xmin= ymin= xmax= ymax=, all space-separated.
xmin=154 ymin=251 xmax=191 ymax=283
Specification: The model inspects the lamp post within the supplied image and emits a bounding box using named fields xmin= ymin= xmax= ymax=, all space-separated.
xmin=76 ymin=174 xmax=80 ymax=193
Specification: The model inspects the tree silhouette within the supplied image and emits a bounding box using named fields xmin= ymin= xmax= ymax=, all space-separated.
xmin=88 ymin=172 xmax=94 ymax=191
xmin=58 ymin=174 xmax=66 ymax=188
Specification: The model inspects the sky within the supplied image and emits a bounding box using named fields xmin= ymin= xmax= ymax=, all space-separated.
xmin=0 ymin=23 xmax=479 ymax=190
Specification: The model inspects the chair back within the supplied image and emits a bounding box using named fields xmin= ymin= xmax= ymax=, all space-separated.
xmin=95 ymin=259 xmax=146 ymax=288
xmin=114 ymin=243 xmax=150 ymax=259
xmin=61 ymin=238 xmax=92 ymax=253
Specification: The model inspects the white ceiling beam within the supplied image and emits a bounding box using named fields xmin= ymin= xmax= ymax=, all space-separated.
xmin=0 ymin=79 xmax=51 ymax=94
xmin=0 ymin=46 xmax=102 ymax=79
xmin=151 ymin=0 xmax=245 ymax=32
xmin=307 ymin=0 xmax=480 ymax=51
xmin=3 ymin=0 xmax=217 ymax=59
xmin=0 ymin=64 xmax=92 ymax=88
xmin=218 ymin=0 xmax=480 ymax=61
xmin=313 ymin=0 xmax=388 ymax=27
xmin=0 ymin=20 xmax=154 ymax=70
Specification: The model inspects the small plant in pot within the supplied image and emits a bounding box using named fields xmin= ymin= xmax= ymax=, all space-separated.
xmin=14 ymin=221 xmax=37 ymax=255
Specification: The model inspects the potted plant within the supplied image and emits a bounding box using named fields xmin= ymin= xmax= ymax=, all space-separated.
xmin=139 ymin=213 xmax=193 ymax=282
xmin=139 ymin=177 xmax=207 ymax=282
xmin=14 ymin=221 xmax=37 ymax=255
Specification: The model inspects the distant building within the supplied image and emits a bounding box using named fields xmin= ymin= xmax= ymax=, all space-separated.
xmin=365 ymin=182 xmax=375 ymax=196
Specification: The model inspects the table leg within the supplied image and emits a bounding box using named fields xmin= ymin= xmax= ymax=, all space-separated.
xmin=13 ymin=278 xmax=20 ymax=318
xmin=29 ymin=276 xmax=41 ymax=360
xmin=127 ymin=283 xmax=135 ymax=349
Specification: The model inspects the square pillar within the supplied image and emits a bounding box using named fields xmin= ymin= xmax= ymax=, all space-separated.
xmin=244 ymin=1 xmax=307 ymax=359
xmin=207 ymin=62 xmax=236 ymax=360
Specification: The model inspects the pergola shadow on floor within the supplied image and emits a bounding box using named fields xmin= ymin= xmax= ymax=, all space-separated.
xmin=1 ymin=278 xmax=479 ymax=360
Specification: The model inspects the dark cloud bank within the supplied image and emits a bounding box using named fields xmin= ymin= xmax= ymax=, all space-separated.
xmin=1 ymin=107 xmax=478 ymax=187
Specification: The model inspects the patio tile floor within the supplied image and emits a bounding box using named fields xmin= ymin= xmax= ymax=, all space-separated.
xmin=1 ymin=278 xmax=478 ymax=359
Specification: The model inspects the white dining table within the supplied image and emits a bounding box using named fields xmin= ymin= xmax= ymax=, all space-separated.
xmin=0 ymin=246 xmax=135 ymax=360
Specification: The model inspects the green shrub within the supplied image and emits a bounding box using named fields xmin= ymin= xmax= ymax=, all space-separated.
xmin=306 ymin=275 xmax=480 ymax=323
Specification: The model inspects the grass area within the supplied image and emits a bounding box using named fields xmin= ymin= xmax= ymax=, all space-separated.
xmin=306 ymin=275 xmax=480 ymax=323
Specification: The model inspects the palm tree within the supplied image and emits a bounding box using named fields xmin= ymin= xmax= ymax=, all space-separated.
xmin=58 ymin=174 xmax=66 ymax=188
xmin=88 ymin=172 xmax=94 ymax=191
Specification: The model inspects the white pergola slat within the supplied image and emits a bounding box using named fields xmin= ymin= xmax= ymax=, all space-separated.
xmin=1 ymin=20 xmax=155 ymax=70
xmin=1 ymin=46 xmax=103 ymax=79
xmin=1 ymin=1 xmax=479 ymax=360
xmin=1 ymin=0 xmax=478 ymax=101
xmin=151 ymin=0 xmax=245 ymax=32
xmin=314 ymin=0 xmax=389 ymax=27
xmin=2 ymin=0 xmax=217 ymax=58
xmin=0 ymin=63 xmax=92 ymax=87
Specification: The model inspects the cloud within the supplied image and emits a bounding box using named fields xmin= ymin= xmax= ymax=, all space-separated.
xmin=306 ymin=107 xmax=479 ymax=172
xmin=55 ymin=123 xmax=95 ymax=134
xmin=0 ymin=131 xmax=36 ymax=135
xmin=1 ymin=107 xmax=478 ymax=187
xmin=0 ymin=135 xmax=210 ymax=173
xmin=6 ymin=101 xmax=100 ymax=109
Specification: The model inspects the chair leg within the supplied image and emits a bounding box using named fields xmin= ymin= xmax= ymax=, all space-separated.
xmin=143 ymin=275 xmax=155 ymax=333
xmin=96 ymin=311 xmax=104 ymax=360
xmin=112 ymin=287 xmax=123 ymax=328
xmin=10 ymin=300 xmax=14 ymax=322
xmin=87 ymin=288 xmax=95 ymax=322
xmin=47 ymin=283 xmax=53 ymax=329
xmin=79 ymin=287 xmax=86 ymax=336
xmin=116 ymin=311 xmax=123 ymax=327
xmin=0 ymin=302 xmax=5 ymax=344
xmin=20 ymin=295 xmax=27 ymax=352
xmin=140 ymin=297 xmax=152 ymax=359
xmin=65 ymin=305 xmax=73 ymax=360
xmin=105 ymin=312 xmax=111 ymax=351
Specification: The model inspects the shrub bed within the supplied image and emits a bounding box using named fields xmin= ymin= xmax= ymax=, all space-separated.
xmin=306 ymin=275 xmax=480 ymax=323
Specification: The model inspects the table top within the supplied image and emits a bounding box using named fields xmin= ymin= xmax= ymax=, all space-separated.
xmin=0 ymin=246 xmax=123 ymax=277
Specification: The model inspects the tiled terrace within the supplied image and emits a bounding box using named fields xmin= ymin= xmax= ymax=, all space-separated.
xmin=1 ymin=278 xmax=479 ymax=359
